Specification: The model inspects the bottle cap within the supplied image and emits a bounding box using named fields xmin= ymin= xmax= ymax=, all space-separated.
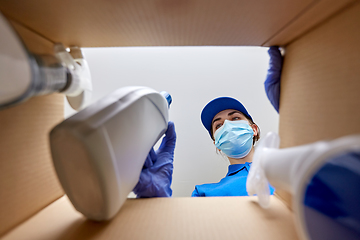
xmin=160 ymin=91 xmax=172 ymax=107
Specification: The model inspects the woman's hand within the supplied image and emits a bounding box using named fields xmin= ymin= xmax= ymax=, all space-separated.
xmin=133 ymin=121 xmax=176 ymax=197
xmin=264 ymin=46 xmax=283 ymax=113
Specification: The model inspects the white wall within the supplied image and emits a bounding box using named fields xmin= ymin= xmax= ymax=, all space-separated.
xmin=64 ymin=46 xmax=279 ymax=197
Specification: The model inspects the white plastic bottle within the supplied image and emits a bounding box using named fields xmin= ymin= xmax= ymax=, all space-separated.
xmin=50 ymin=86 xmax=171 ymax=221
xmin=247 ymin=133 xmax=360 ymax=240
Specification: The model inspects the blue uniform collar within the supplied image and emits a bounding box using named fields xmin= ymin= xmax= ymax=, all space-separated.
xmin=226 ymin=162 xmax=252 ymax=176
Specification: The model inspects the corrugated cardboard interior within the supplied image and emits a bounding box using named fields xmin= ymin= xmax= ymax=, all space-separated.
xmin=1 ymin=0 xmax=360 ymax=239
xmin=280 ymin=2 xmax=360 ymax=147
xmin=2 ymin=195 xmax=299 ymax=240
xmin=0 ymin=22 xmax=65 ymax=236
xmin=0 ymin=0 xmax=355 ymax=47
xmin=276 ymin=1 xmax=360 ymax=208
xmin=276 ymin=2 xmax=360 ymax=206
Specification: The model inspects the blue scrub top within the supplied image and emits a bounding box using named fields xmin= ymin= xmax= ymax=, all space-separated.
xmin=191 ymin=162 xmax=275 ymax=197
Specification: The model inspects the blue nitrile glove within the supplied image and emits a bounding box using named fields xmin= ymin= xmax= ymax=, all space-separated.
xmin=264 ymin=46 xmax=283 ymax=113
xmin=133 ymin=121 xmax=176 ymax=198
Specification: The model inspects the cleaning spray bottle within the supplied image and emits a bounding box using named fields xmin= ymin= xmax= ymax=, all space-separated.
xmin=247 ymin=132 xmax=360 ymax=240
xmin=50 ymin=86 xmax=172 ymax=221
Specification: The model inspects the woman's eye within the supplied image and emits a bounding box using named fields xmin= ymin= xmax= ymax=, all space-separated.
xmin=232 ymin=117 xmax=240 ymax=120
xmin=215 ymin=123 xmax=223 ymax=129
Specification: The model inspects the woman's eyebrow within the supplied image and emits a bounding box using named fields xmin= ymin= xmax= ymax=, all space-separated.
xmin=212 ymin=111 xmax=242 ymax=126
xmin=212 ymin=117 xmax=222 ymax=125
xmin=228 ymin=110 xmax=241 ymax=116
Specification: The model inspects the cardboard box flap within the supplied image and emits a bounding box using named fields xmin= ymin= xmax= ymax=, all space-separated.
xmin=279 ymin=1 xmax=360 ymax=148
xmin=2 ymin=195 xmax=299 ymax=240
xmin=264 ymin=0 xmax=356 ymax=46
xmin=0 ymin=22 xmax=65 ymax=236
xmin=0 ymin=0 xmax=355 ymax=48
xmin=277 ymin=1 xmax=360 ymax=207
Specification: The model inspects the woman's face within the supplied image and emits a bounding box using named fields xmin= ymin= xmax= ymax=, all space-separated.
xmin=211 ymin=109 xmax=257 ymax=138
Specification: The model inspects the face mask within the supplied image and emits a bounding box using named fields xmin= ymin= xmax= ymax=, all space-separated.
xmin=214 ymin=120 xmax=254 ymax=158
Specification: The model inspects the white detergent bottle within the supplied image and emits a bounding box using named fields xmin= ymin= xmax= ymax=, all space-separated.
xmin=50 ymin=86 xmax=171 ymax=221
xmin=247 ymin=132 xmax=360 ymax=240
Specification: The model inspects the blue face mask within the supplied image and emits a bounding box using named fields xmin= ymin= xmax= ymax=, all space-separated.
xmin=214 ymin=120 xmax=254 ymax=158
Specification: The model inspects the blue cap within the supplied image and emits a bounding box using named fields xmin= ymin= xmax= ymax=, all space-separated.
xmin=160 ymin=91 xmax=172 ymax=107
xmin=201 ymin=97 xmax=253 ymax=137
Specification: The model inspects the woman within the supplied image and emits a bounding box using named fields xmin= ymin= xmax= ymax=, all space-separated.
xmin=133 ymin=46 xmax=282 ymax=198
xmin=191 ymin=96 xmax=275 ymax=197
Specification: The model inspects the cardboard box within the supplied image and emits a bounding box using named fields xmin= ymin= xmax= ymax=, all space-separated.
xmin=0 ymin=0 xmax=359 ymax=239
xmin=2 ymin=195 xmax=299 ymax=240
xmin=0 ymin=0 xmax=354 ymax=47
